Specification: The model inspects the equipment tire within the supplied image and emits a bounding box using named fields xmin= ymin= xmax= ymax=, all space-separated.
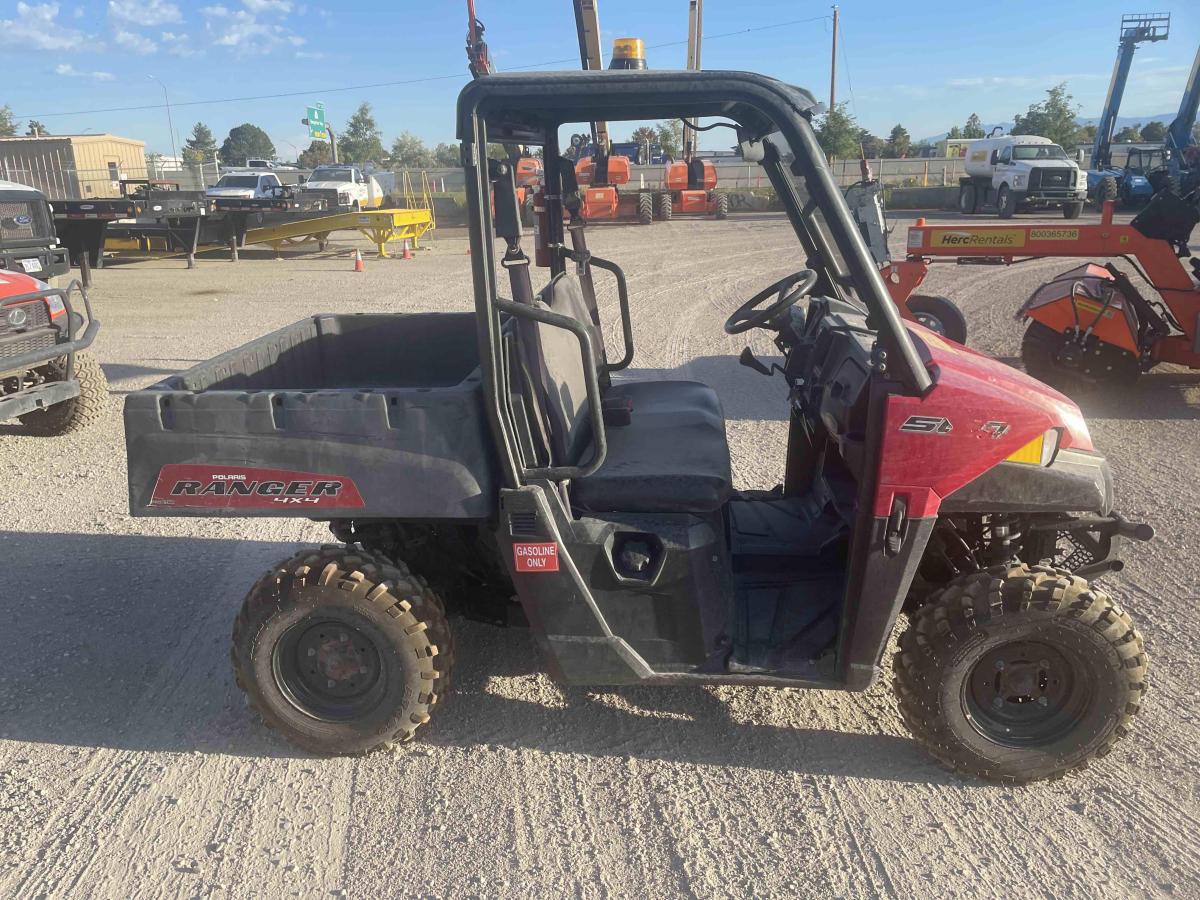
xmin=1098 ymin=176 xmax=1118 ymax=204
xmin=18 ymin=352 xmax=108 ymax=436
xmin=232 ymin=546 xmax=454 ymax=756
xmin=637 ymin=192 xmax=654 ymax=225
xmin=655 ymin=191 xmax=673 ymax=221
xmin=997 ymin=184 xmax=1016 ymax=218
xmin=958 ymin=182 xmax=978 ymax=214
xmin=894 ymin=563 xmax=1147 ymax=783
xmin=1062 ymin=201 xmax=1084 ymax=219
xmin=906 ymin=294 xmax=967 ymax=344
xmin=1019 ymin=320 xmax=1140 ymax=387
xmin=715 ymin=193 xmax=729 ymax=220
xmin=521 ymin=194 xmax=535 ymax=227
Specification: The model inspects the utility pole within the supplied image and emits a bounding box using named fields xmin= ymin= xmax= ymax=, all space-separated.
xmin=684 ymin=0 xmax=704 ymax=160
xmin=829 ymin=5 xmax=839 ymax=112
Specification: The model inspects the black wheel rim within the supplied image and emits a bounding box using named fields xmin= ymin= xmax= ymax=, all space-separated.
xmin=914 ymin=312 xmax=946 ymax=335
xmin=963 ymin=640 xmax=1092 ymax=747
xmin=272 ymin=617 xmax=385 ymax=722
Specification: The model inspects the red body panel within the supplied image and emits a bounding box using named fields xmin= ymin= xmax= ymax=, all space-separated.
xmin=0 ymin=270 xmax=48 ymax=300
xmin=676 ymin=190 xmax=710 ymax=214
xmin=874 ymin=325 xmax=1093 ymax=518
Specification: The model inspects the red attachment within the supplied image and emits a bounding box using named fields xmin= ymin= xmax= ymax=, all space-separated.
xmin=1021 ymin=263 xmax=1138 ymax=354
xmin=874 ymin=325 xmax=1093 ymax=519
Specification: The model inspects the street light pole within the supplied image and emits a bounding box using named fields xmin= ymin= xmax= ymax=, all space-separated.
xmin=147 ymin=75 xmax=178 ymax=167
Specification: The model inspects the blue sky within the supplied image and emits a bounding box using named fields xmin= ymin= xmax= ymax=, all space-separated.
xmin=1 ymin=0 xmax=1197 ymax=157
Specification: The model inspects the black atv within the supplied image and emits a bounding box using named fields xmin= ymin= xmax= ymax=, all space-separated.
xmin=124 ymin=69 xmax=1151 ymax=783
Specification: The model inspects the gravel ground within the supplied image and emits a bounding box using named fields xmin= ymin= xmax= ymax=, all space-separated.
xmin=1 ymin=211 xmax=1197 ymax=899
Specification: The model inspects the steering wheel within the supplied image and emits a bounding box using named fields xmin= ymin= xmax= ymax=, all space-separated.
xmin=724 ymin=270 xmax=819 ymax=334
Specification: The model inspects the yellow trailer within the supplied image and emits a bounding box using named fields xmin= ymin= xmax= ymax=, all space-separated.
xmin=243 ymin=207 xmax=435 ymax=258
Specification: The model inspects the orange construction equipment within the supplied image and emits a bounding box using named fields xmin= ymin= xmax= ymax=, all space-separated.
xmin=882 ymin=196 xmax=1200 ymax=386
xmin=655 ymin=158 xmax=728 ymax=220
xmin=574 ymin=154 xmax=653 ymax=225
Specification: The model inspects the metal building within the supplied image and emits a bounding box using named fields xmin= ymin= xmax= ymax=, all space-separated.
xmin=0 ymin=134 xmax=148 ymax=199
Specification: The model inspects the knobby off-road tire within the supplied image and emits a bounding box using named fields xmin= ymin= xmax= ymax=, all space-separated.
xmin=18 ymin=352 xmax=108 ymax=436
xmin=893 ymin=563 xmax=1147 ymax=783
xmin=906 ymin=294 xmax=968 ymax=345
xmin=715 ymin=193 xmax=730 ymax=219
xmin=637 ymin=192 xmax=654 ymax=225
xmin=655 ymin=191 xmax=673 ymax=221
xmin=232 ymin=546 xmax=454 ymax=755
xmin=1098 ymin=176 xmax=1119 ymax=204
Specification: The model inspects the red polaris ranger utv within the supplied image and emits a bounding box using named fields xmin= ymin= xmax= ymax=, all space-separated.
xmin=124 ymin=70 xmax=1152 ymax=783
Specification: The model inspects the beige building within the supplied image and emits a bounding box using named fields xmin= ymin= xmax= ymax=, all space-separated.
xmin=0 ymin=134 xmax=148 ymax=199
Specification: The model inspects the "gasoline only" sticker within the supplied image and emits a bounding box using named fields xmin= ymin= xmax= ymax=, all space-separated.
xmin=513 ymin=542 xmax=559 ymax=572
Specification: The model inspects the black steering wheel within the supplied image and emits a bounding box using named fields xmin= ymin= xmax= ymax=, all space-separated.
xmin=724 ymin=270 xmax=819 ymax=334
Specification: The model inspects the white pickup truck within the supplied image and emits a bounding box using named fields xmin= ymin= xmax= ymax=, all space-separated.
xmin=303 ymin=165 xmax=388 ymax=210
xmin=958 ymin=135 xmax=1087 ymax=219
xmin=205 ymin=171 xmax=284 ymax=200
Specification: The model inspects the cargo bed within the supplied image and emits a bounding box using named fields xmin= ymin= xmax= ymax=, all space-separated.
xmin=124 ymin=312 xmax=497 ymax=519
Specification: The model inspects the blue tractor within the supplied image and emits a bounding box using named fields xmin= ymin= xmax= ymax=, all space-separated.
xmin=1151 ymin=43 xmax=1200 ymax=197
xmin=1086 ymin=13 xmax=1170 ymax=208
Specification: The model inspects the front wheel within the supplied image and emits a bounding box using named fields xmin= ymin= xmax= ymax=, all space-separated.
xmin=894 ymin=564 xmax=1147 ymax=783
xmin=17 ymin=353 xmax=108 ymax=436
xmin=958 ymin=182 xmax=978 ymax=214
xmin=997 ymin=185 xmax=1016 ymax=218
xmin=1063 ymin=201 xmax=1084 ymax=219
xmin=714 ymin=193 xmax=729 ymax=220
xmin=906 ymin=294 xmax=967 ymax=344
xmin=232 ymin=546 xmax=454 ymax=755
xmin=637 ymin=192 xmax=654 ymax=225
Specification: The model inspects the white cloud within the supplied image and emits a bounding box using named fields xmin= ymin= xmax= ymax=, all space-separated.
xmin=114 ymin=28 xmax=157 ymax=53
xmin=56 ymin=63 xmax=116 ymax=82
xmin=160 ymin=30 xmax=200 ymax=57
xmin=108 ymin=0 xmax=181 ymax=25
xmin=201 ymin=4 xmax=305 ymax=54
xmin=243 ymin=0 xmax=292 ymax=12
xmin=0 ymin=3 xmax=88 ymax=50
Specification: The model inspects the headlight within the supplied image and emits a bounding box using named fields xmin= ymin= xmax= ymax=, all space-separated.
xmin=1006 ymin=428 xmax=1061 ymax=466
xmin=44 ymin=295 xmax=67 ymax=318
xmin=1013 ymin=174 xmax=1025 ymax=187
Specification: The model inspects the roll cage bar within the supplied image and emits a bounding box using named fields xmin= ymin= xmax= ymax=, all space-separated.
xmin=455 ymin=69 xmax=932 ymax=488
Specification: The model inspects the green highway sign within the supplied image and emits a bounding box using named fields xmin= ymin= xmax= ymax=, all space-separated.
xmin=306 ymin=104 xmax=327 ymax=140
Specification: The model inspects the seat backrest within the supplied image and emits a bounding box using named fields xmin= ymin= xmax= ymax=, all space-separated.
xmin=516 ymin=273 xmax=598 ymax=465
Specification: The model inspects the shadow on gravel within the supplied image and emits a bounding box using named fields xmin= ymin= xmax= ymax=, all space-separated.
xmin=620 ymin=356 xmax=789 ymax=423
xmin=1067 ymin=372 xmax=1200 ymax=421
xmin=0 ymin=531 xmax=942 ymax=782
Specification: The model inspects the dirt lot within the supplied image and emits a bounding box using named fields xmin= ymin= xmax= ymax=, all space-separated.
xmin=1 ymin=211 xmax=1198 ymax=899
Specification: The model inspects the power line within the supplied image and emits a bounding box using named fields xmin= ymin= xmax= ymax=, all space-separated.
xmin=16 ymin=14 xmax=832 ymax=119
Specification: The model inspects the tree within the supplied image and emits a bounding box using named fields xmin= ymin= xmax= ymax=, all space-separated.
xmin=1011 ymin=83 xmax=1079 ymax=147
xmin=338 ymin=102 xmax=385 ymax=165
xmin=857 ymin=128 xmax=886 ymax=159
xmin=432 ymin=142 xmax=459 ymax=167
xmin=297 ymin=139 xmax=332 ymax=169
xmin=219 ymin=123 xmax=275 ymax=166
xmin=182 ymin=122 xmax=218 ymax=166
xmin=1074 ymin=123 xmax=1098 ymax=147
xmin=1114 ymin=124 xmax=1143 ymax=143
xmin=630 ymin=125 xmax=658 ymax=147
xmin=25 ymin=120 xmax=48 ymax=136
xmin=656 ymin=119 xmax=683 ymax=159
xmin=390 ymin=131 xmax=433 ymax=168
xmin=963 ymin=113 xmax=985 ymax=139
xmin=0 ymin=105 xmax=16 ymax=137
xmin=1140 ymin=121 xmax=1167 ymax=142
xmin=946 ymin=125 xmax=963 ymax=140
xmin=886 ymin=124 xmax=911 ymax=159
xmin=145 ymin=152 xmax=164 ymax=177
xmin=814 ymin=103 xmax=858 ymax=159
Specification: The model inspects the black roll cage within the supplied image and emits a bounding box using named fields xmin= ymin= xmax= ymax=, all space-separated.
xmin=456 ymin=69 xmax=932 ymax=490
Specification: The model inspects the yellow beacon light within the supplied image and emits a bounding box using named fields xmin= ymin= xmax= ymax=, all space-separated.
xmin=610 ymin=38 xmax=647 ymax=70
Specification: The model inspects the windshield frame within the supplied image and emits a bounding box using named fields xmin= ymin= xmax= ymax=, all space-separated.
xmin=213 ymin=175 xmax=260 ymax=188
xmin=310 ymin=168 xmax=354 ymax=182
xmin=1011 ymin=144 xmax=1068 ymax=161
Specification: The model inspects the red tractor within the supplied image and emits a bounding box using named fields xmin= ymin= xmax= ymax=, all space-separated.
xmin=656 ymin=158 xmax=729 ymax=220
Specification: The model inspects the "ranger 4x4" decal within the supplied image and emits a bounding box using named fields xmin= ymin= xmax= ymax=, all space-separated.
xmin=149 ymin=464 xmax=365 ymax=509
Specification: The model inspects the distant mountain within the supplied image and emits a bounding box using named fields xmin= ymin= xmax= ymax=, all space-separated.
xmin=919 ymin=112 xmax=1177 ymax=144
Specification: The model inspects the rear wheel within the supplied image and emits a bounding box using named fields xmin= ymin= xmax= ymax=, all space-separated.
xmin=18 ymin=352 xmax=108 ymax=436
xmin=715 ymin=193 xmax=729 ymax=220
xmin=1098 ymin=176 xmax=1118 ymax=204
xmin=232 ymin=546 xmax=454 ymax=755
xmin=906 ymin=294 xmax=967 ymax=344
xmin=1020 ymin=320 xmax=1140 ymax=387
xmin=958 ymin=182 xmax=978 ymax=214
xmin=1062 ymin=201 xmax=1084 ymax=219
xmin=655 ymin=191 xmax=673 ymax=221
xmin=894 ymin=563 xmax=1146 ymax=783
xmin=997 ymin=184 xmax=1016 ymax=218
xmin=637 ymin=192 xmax=654 ymax=225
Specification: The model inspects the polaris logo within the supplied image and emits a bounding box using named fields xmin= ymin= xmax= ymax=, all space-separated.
xmin=900 ymin=415 xmax=952 ymax=434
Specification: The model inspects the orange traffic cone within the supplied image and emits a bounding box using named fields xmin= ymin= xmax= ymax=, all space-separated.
xmin=402 ymin=240 xmax=413 ymax=261
xmin=353 ymin=249 xmax=365 ymax=272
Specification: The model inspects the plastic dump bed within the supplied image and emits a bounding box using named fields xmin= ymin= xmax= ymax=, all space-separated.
xmin=124 ymin=312 xmax=497 ymax=519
